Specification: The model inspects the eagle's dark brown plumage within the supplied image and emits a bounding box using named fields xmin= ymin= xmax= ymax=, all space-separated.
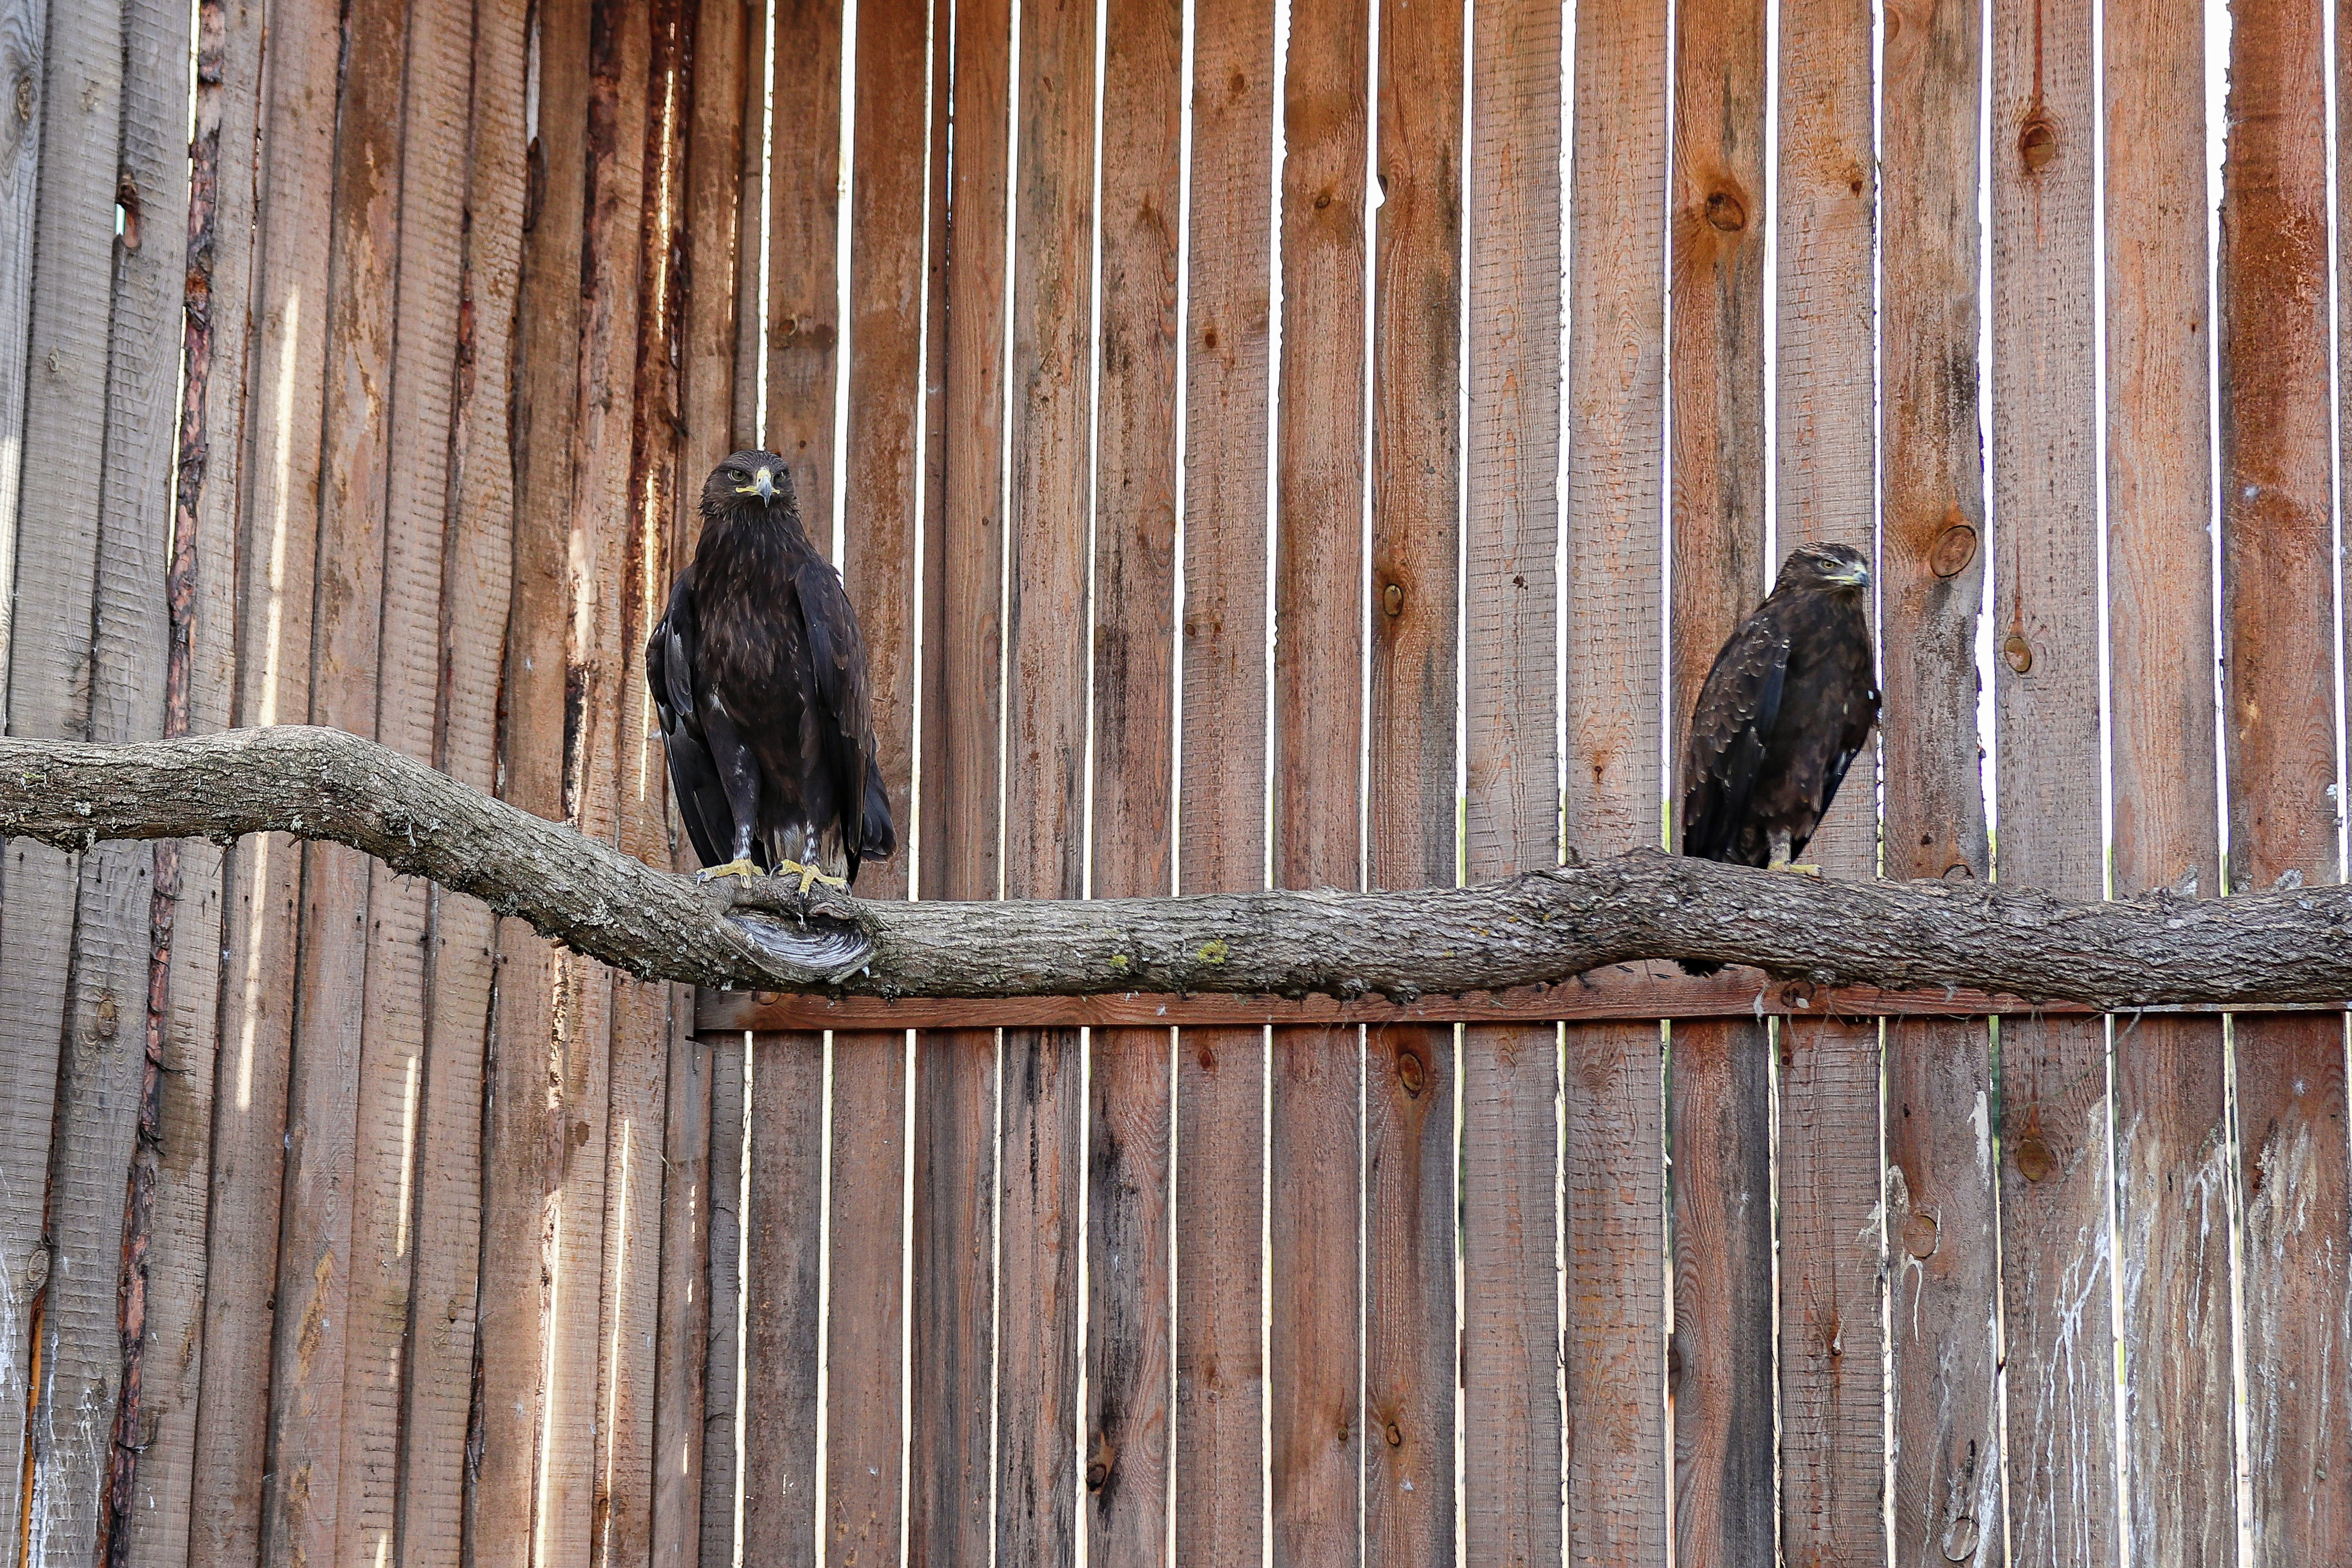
xmin=646 ymin=451 xmax=895 ymax=889
xmin=1677 ymin=541 xmax=1877 ymax=976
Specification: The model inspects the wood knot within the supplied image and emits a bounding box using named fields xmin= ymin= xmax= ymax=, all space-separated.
xmin=1384 ymin=1421 xmax=1404 ymax=1447
xmin=1395 ymin=1048 xmax=1426 ymax=1097
xmin=2018 ymin=113 xmax=2059 ymax=174
xmin=2013 ymin=1132 xmax=2055 ymax=1183
xmin=1381 ymin=581 xmax=1405 ymax=617
xmin=1901 ymin=1212 xmax=1939 ymax=1259
xmin=2002 ymin=633 xmax=2033 ymax=674
xmin=1929 ymin=519 xmax=1978 ymax=578
xmin=1704 ymin=189 xmax=1747 ymax=231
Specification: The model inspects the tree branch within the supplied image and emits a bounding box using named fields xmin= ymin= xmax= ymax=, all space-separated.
xmin=3 ymin=726 xmax=2347 ymax=1009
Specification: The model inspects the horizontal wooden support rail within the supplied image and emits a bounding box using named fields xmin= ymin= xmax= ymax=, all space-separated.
xmin=699 ymin=969 xmax=2349 ymax=1034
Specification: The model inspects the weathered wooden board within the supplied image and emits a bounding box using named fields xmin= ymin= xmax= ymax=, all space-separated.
xmin=1084 ymin=0 xmax=1182 ymax=1557
xmin=1664 ymin=0 xmax=1772 ymax=1558
xmin=262 ymin=1 xmax=407 ymax=1557
xmin=993 ymin=1 xmax=1097 ymax=1556
xmin=2104 ymin=1 xmax=2234 ymax=1561
xmin=1988 ymin=0 xmax=2117 ymax=1561
xmin=476 ymin=0 xmax=593 ymax=1553
xmin=1171 ymin=0 xmax=1275 ymax=1559
xmin=334 ymin=1 xmax=473 ymax=1558
xmin=1771 ymin=0 xmax=1884 ymax=1554
xmin=585 ymin=2 xmax=667 ymax=1557
xmin=1563 ymin=0 xmax=1669 ymax=1558
xmin=124 ymin=1 xmax=258 ymax=1556
xmin=822 ymin=0 xmax=935 ymax=1558
xmin=1460 ymin=0 xmax=1564 ymax=1553
xmin=765 ymin=0 xmax=844 ymax=529
xmin=0 ymin=0 xmax=45 ymax=715
xmin=1270 ymin=0 xmax=1369 ymax=1556
xmin=740 ymin=0 xmax=834 ymax=1557
xmin=0 ymin=0 xmax=127 ymax=1538
xmin=1364 ymin=0 xmax=1461 ymax=1558
xmin=184 ymin=2 xmax=340 ymax=1559
xmin=389 ymin=0 xmax=524 ymax=1559
xmin=0 ymin=0 xmax=54 ymax=1501
xmin=36 ymin=0 xmax=190 ymax=1556
xmin=2223 ymin=2 xmax=2351 ymax=1560
xmin=1879 ymin=0 xmax=2001 ymax=1562
xmin=909 ymin=0 xmax=1011 ymax=1554
xmin=665 ymin=6 xmax=748 ymax=1561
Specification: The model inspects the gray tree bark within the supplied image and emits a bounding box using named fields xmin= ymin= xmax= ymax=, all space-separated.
xmin=2 ymin=726 xmax=2346 ymax=1008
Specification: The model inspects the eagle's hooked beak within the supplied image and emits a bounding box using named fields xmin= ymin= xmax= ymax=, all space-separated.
xmin=1832 ymin=561 xmax=1870 ymax=589
xmin=753 ymin=466 xmax=777 ymax=503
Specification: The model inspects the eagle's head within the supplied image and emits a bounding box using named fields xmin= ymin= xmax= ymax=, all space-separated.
xmin=704 ymin=450 xmax=797 ymax=516
xmin=1776 ymin=541 xmax=1870 ymax=595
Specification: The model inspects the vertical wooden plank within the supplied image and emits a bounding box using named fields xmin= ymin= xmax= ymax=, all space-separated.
xmin=1772 ymin=1 xmax=1884 ymax=1559
xmin=740 ymin=0 xmax=837 ymax=1557
xmin=910 ymin=0 xmax=1009 ymax=1553
xmin=2102 ymin=10 xmax=2229 ymax=1565
xmin=1563 ymin=0 xmax=1668 ymax=1559
xmin=1987 ymin=1 xmax=2116 ymax=1563
xmin=258 ymin=2 xmax=407 ymax=1561
xmin=0 ymin=0 xmax=124 ymax=1540
xmin=824 ymin=0 xmax=937 ymax=1556
xmin=123 ymin=0 xmax=257 ymax=1556
xmin=994 ymin=0 xmax=1097 ymax=1558
xmin=2223 ymin=1 xmax=2352 ymax=1560
xmin=39 ymin=0 xmax=189 ymax=1554
xmin=1364 ymin=0 xmax=1461 ymax=1561
xmin=1879 ymin=0 xmax=1999 ymax=1562
xmin=0 ymin=0 xmax=52 ymax=1513
xmin=591 ymin=0 xmax=670 ymax=1556
xmin=668 ymin=14 xmax=747 ymax=1567
xmin=0 ymin=0 xmax=45 ymax=713
xmin=764 ymin=0 xmax=843 ymax=524
xmin=391 ymin=0 xmax=525 ymax=1560
xmin=1270 ymin=0 xmax=1368 ymax=1557
xmin=699 ymin=1044 xmax=747 ymax=1568
xmin=1663 ymin=0 xmax=1771 ymax=1561
xmin=476 ymin=0 xmax=593 ymax=1555
xmin=1084 ymin=0 xmax=1181 ymax=1558
xmin=1172 ymin=0 xmax=1272 ymax=1559
xmin=186 ymin=0 xmax=339 ymax=1558
xmin=332 ymin=0 xmax=477 ymax=1558
xmin=1461 ymin=0 xmax=1563 ymax=1556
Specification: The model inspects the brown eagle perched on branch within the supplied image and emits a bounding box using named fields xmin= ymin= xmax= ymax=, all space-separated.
xmin=647 ymin=451 xmax=895 ymax=890
xmin=1676 ymin=541 xmax=1877 ymax=976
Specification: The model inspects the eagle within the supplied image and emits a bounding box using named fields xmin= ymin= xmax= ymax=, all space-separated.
xmin=646 ymin=451 xmax=895 ymax=890
xmin=1676 ymin=540 xmax=1877 ymax=976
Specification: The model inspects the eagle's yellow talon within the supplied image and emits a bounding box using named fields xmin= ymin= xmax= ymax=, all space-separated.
xmin=696 ymin=857 xmax=765 ymax=882
xmin=1777 ymin=863 xmax=1822 ymax=877
xmin=794 ymin=866 xmax=849 ymax=893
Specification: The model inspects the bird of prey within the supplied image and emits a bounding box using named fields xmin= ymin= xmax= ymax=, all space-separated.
xmin=646 ymin=451 xmax=895 ymax=890
xmin=1676 ymin=541 xmax=1877 ymax=976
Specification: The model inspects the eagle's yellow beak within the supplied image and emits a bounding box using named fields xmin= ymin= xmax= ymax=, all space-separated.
xmin=737 ymin=465 xmax=777 ymax=502
xmin=1832 ymin=561 xmax=1869 ymax=588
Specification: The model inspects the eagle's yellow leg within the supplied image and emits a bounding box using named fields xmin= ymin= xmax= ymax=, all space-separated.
xmin=1766 ymin=832 xmax=1820 ymax=877
xmin=696 ymin=857 xmax=766 ymax=882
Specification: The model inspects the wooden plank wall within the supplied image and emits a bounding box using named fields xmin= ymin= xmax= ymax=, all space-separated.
xmin=0 ymin=0 xmax=736 ymax=1563
xmin=10 ymin=0 xmax=2352 ymax=1566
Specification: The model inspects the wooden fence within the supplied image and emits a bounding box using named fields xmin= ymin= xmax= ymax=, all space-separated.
xmin=3 ymin=0 xmax=2349 ymax=1562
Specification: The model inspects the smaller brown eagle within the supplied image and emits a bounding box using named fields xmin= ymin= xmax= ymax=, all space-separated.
xmin=646 ymin=452 xmax=895 ymax=890
xmin=1676 ymin=541 xmax=1877 ymax=976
